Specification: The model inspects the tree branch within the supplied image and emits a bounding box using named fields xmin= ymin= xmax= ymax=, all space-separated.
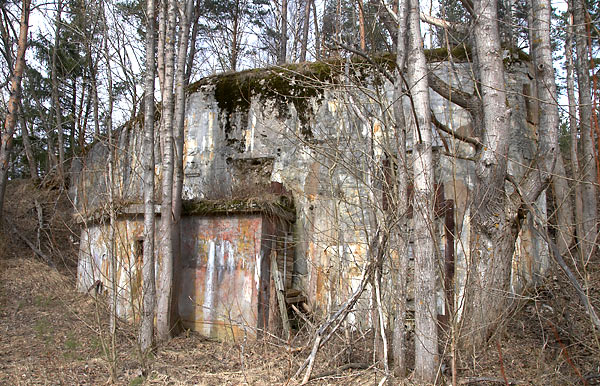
xmin=458 ymin=0 xmax=474 ymax=16
xmin=430 ymin=110 xmax=481 ymax=148
xmin=420 ymin=13 xmax=468 ymax=34
xmin=334 ymin=40 xmax=396 ymax=84
xmin=428 ymin=71 xmax=479 ymax=111
xmin=8 ymin=220 xmax=56 ymax=268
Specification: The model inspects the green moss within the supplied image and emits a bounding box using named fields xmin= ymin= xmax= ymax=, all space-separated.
xmin=425 ymin=45 xmax=472 ymax=62
xmin=502 ymin=46 xmax=531 ymax=64
xmin=187 ymin=61 xmax=341 ymax=138
xmin=184 ymin=45 xmax=526 ymax=137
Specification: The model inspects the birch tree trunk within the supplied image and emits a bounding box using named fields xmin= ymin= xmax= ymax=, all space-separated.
xmin=140 ymin=0 xmax=157 ymax=354
xmin=406 ymin=0 xmax=438 ymax=379
xmin=157 ymin=0 xmax=167 ymax=95
xmin=391 ymin=0 xmax=410 ymax=376
xmin=572 ymin=0 xmax=597 ymax=263
xmin=171 ymin=0 xmax=194 ymax=338
xmin=0 ymin=0 xmax=30 ymax=222
xmin=312 ymin=0 xmax=320 ymax=60
xmin=101 ymin=4 xmax=118 ymax=375
xmin=156 ymin=0 xmax=176 ymax=342
xmin=184 ymin=0 xmax=200 ymax=84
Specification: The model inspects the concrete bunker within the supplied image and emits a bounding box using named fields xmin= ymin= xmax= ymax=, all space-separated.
xmin=71 ymin=51 xmax=549 ymax=339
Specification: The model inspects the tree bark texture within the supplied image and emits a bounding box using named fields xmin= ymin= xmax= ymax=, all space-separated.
xmin=463 ymin=0 xmax=514 ymax=350
xmin=171 ymin=0 xmax=194 ymax=338
xmin=572 ymin=0 xmax=597 ymax=263
xmin=0 ymin=0 xmax=30 ymax=222
xmin=140 ymin=0 xmax=157 ymax=355
xmin=391 ymin=0 xmax=410 ymax=376
xmin=299 ymin=0 xmax=311 ymax=61
xmin=565 ymin=6 xmax=584 ymax=263
xmin=279 ymin=0 xmax=288 ymax=63
xmin=406 ymin=0 xmax=438 ymax=379
xmin=157 ymin=0 xmax=177 ymax=342
xmin=51 ymin=0 xmax=65 ymax=182
xmin=529 ymin=0 xmax=563 ymax=252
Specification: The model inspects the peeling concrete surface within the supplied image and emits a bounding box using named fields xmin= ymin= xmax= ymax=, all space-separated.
xmin=72 ymin=57 xmax=549 ymax=337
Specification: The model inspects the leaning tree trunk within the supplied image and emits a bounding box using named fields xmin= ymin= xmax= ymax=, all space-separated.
xmin=140 ymin=0 xmax=157 ymax=355
xmin=406 ymin=0 xmax=438 ymax=380
xmin=0 ymin=0 xmax=30 ymax=222
xmin=573 ymin=0 xmax=597 ymax=264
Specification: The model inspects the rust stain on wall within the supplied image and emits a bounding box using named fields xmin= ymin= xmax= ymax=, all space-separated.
xmin=179 ymin=214 xmax=263 ymax=340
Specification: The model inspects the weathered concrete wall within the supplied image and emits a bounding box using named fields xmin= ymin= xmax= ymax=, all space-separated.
xmin=76 ymin=211 xmax=290 ymax=338
xmin=178 ymin=214 xmax=263 ymax=340
xmin=77 ymin=216 xmax=150 ymax=320
xmin=180 ymin=59 xmax=549 ymax=323
xmin=73 ymin=55 xmax=550 ymax=336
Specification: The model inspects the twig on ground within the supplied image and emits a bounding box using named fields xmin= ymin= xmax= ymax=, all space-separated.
xmin=7 ymin=219 xmax=55 ymax=268
xmin=308 ymin=362 xmax=369 ymax=381
xmin=459 ymin=377 xmax=522 ymax=385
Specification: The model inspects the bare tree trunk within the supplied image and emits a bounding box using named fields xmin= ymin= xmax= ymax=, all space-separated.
xmin=529 ymin=0 xmax=565 ymax=256
xmin=312 ymin=0 xmax=320 ymax=60
xmin=230 ymin=0 xmax=240 ymax=71
xmin=565 ymin=6 xmax=584 ymax=262
xmin=51 ymin=0 xmax=65 ymax=182
xmin=184 ymin=0 xmax=200 ymax=84
xmin=156 ymin=0 xmax=176 ymax=343
xmin=552 ymin=154 xmax=574 ymax=256
xmin=279 ymin=0 xmax=288 ymax=63
xmin=0 ymin=0 xmax=30 ymax=222
xmin=100 ymin=1 xmax=118 ymax=378
xmin=87 ymin=41 xmax=101 ymax=139
xmin=572 ymin=0 xmax=597 ymax=263
xmin=463 ymin=0 xmax=513 ymax=350
xmin=140 ymin=0 xmax=157 ymax=355
xmin=19 ymin=104 xmax=37 ymax=179
xmin=157 ymin=0 xmax=167 ymax=94
xmin=299 ymin=0 xmax=311 ymax=61
xmin=406 ymin=0 xmax=437 ymax=379
xmin=392 ymin=0 xmax=410 ymax=376
xmin=357 ymin=0 xmax=366 ymax=51
xmin=171 ymin=0 xmax=194 ymax=339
